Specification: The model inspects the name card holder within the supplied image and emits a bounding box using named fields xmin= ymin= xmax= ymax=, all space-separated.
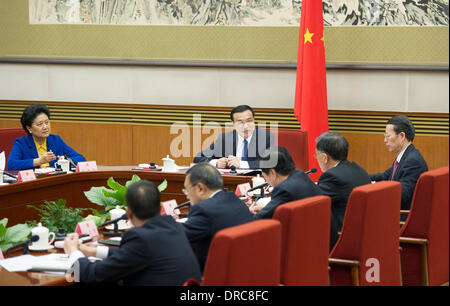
xmin=161 ymin=200 xmax=181 ymax=217
xmin=76 ymin=161 xmax=98 ymax=172
xmin=235 ymin=183 xmax=251 ymax=197
xmin=75 ymin=220 xmax=99 ymax=241
xmin=17 ymin=169 xmax=37 ymax=182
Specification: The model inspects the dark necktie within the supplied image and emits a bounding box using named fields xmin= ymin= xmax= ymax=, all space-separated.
xmin=242 ymin=139 xmax=248 ymax=161
xmin=391 ymin=160 xmax=399 ymax=180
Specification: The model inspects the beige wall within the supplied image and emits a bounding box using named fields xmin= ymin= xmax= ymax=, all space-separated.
xmin=0 ymin=63 xmax=448 ymax=113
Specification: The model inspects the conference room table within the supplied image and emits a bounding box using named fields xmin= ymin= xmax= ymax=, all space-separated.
xmin=0 ymin=166 xmax=254 ymax=286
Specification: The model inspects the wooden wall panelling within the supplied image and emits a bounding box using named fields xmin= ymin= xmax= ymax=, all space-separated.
xmin=51 ymin=122 xmax=134 ymax=166
xmin=342 ymin=132 xmax=449 ymax=174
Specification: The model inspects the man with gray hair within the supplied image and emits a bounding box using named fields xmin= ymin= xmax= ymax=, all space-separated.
xmin=181 ymin=163 xmax=254 ymax=271
xmin=315 ymin=132 xmax=371 ymax=250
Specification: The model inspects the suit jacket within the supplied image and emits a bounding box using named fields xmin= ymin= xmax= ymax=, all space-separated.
xmin=317 ymin=160 xmax=372 ymax=250
xmin=76 ymin=215 xmax=202 ymax=286
xmin=7 ymin=134 xmax=85 ymax=170
xmin=370 ymin=144 xmax=428 ymax=210
xmin=193 ymin=128 xmax=275 ymax=169
xmin=181 ymin=190 xmax=254 ymax=271
xmin=254 ymin=170 xmax=322 ymax=219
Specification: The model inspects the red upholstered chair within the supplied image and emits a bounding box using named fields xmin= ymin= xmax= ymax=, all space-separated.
xmin=0 ymin=128 xmax=27 ymax=170
xmin=200 ymin=219 xmax=281 ymax=286
xmin=272 ymin=195 xmax=331 ymax=286
xmin=329 ymin=181 xmax=402 ymax=286
xmin=271 ymin=129 xmax=309 ymax=171
xmin=399 ymin=167 xmax=449 ymax=286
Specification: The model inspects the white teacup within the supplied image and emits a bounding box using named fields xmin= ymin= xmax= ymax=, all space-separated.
xmin=251 ymin=174 xmax=266 ymax=189
xmin=31 ymin=223 xmax=56 ymax=249
xmin=162 ymin=155 xmax=176 ymax=172
xmin=0 ymin=169 xmax=3 ymax=184
xmin=56 ymin=158 xmax=70 ymax=172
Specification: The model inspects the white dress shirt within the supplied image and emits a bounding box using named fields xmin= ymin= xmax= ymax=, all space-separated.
xmin=209 ymin=132 xmax=253 ymax=169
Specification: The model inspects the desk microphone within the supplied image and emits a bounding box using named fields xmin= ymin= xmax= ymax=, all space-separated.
xmin=229 ymin=165 xmax=237 ymax=175
xmin=247 ymin=182 xmax=268 ymax=193
xmin=304 ymin=168 xmax=317 ymax=175
xmin=6 ymin=235 xmax=39 ymax=256
xmin=98 ymin=213 xmax=128 ymax=228
xmin=174 ymin=201 xmax=191 ymax=210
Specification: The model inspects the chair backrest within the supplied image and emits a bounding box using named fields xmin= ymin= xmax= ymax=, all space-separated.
xmin=273 ymin=195 xmax=331 ymax=286
xmin=400 ymin=166 xmax=449 ymax=286
xmin=0 ymin=128 xmax=27 ymax=170
xmin=271 ymin=129 xmax=309 ymax=171
xmin=330 ymin=181 xmax=402 ymax=286
xmin=202 ymin=219 xmax=281 ymax=286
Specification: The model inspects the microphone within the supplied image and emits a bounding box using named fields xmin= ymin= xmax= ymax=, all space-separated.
xmin=63 ymin=155 xmax=77 ymax=170
xmin=247 ymin=182 xmax=269 ymax=193
xmin=304 ymin=168 xmax=317 ymax=175
xmin=6 ymin=235 xmax=39 ymax=256
xmin=229 ymin=165 xmax=237 ymax=175
xmin=3 ymin=171 xmax=18 ymax=179
xmin=174 ymin=201 xmax=191 ymax=210
xmin=98 ymin=213 xmax=128 ymax=228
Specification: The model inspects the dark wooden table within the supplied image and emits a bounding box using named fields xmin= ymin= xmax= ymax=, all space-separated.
xmin=0 ymin=166 xmax=253 ymax=285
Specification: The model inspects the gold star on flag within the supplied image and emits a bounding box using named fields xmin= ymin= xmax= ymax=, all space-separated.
xmin=304 ymin=28 xmax=314 ymax=44
xmin=321 ymin=36 xmax=324 ymax=42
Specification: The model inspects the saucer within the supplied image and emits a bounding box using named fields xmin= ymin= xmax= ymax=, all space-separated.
xmin=105 ymin=223 xmax=131 ymax=231
xmin=0 ymin=182 xmax=9 ymax=186
xmin=29 ymin=244 xmax=54 ymax=251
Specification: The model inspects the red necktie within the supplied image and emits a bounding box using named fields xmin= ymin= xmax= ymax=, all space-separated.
xmin=391 ymin=160 xmax=399 ymax=180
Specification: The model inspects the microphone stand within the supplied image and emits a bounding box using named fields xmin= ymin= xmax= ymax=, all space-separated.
xmin=102 ymin=220 xmax=122 ymax=237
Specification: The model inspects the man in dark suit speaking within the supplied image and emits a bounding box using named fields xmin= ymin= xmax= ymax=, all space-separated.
xmin=64 ymin=180 xmax=201 ymax=286
xmin=181 ymin=163 xmax=254 ymax=271
xmin=314 ymin=132 xmax=372 ymax=250
xmin=193 ymin=105 xmax=274 ymax=169
xmin=370 ymin=115 xmax=428 ymax=211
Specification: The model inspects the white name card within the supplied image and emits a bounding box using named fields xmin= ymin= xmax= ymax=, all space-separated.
xmin=76 ymin=161 xmax=98 ymax=172
xmin=161 ymin=200 xmax=181 ymax=217
xmin=17 ymin=170 xmax=36 ymax=182
xmin=235 ymin=183 xmax=251 ymax=197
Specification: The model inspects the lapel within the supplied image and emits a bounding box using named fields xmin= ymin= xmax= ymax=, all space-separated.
xmin=393 ymin=144 xmax=415 ymax=180
xmin=24 ymin=135 xmax=39 ymax=159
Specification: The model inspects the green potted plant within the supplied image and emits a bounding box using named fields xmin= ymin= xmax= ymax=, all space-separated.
xmin=83 ymin=174 xmax=167 ymax=226
xmin=27 ymin=199 xmax=88 ymax=234
xmin=0 ymin=218 xmax=31 ymax=251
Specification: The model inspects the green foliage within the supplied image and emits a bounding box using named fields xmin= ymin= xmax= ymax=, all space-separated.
xmin=27 ymin=199 xmax=88 ymax=234
xmin=0 ymin=218 xmax=31 ymax=251
xmin=83 ymin=175 xmax=167 ymax=224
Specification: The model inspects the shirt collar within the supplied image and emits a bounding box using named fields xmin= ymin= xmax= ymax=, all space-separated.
xmin=237 ymin=132 xmax=253 ymax=146
xmin=209 ymin=190 xmax=222 ymax=199
xmin=396 ymin=144 xmax=410 ymax=163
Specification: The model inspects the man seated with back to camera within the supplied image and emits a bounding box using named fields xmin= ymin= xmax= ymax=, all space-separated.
xmin=251 ymin=146 xmax=322 ymax=219
xmin=193 ymin=105 xmax=274 ymax=169
xmin=64 ymin=180 xmax=201 ymax=286
xmin=314 ymin=132 xmax=372 ymax=251
xmin=180 ymin=163 xmax=254 ymax=272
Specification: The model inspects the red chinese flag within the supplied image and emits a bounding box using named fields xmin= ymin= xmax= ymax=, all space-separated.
xmin=294 ymin=0 xmax=329 ymax=181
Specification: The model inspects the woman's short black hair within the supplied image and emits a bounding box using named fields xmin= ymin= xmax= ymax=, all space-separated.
xmin=126 ymin=180 xmax=161 ymax=220
xmin=230 ymin=105 xmax=255 ymax=122
xmin=21 ymin=104 xmax=51 ymax=135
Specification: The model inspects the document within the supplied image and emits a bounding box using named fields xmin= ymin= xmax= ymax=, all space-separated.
xmin=0 ymin=254 xmax=70 ymax=272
